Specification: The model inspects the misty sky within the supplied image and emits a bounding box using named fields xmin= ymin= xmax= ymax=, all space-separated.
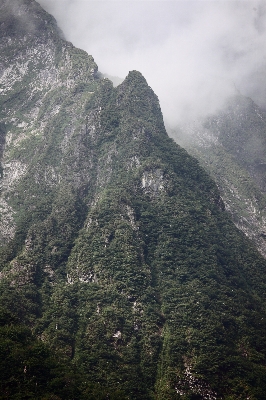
xmin=38 ymin=0 xmax=266 ymax=126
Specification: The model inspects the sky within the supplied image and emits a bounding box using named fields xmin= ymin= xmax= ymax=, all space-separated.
xmin=38 ymin=0 xmax=266 ymax=126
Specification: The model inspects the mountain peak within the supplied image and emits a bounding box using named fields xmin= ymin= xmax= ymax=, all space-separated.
xmin=124 ymin=70 xmax=148 ymax=83
xmin=0 ymin=0 xmax=61 ymax=39
xmin=116 ymin=70 xmax=166 ymax=134
xmin=1 ymin=2 xmax=266 ymax=399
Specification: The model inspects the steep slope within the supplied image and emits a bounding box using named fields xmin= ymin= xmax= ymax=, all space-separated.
xmin=173 ymin=95 xmax=266 ymax=258
xmin=1 ymin=1 xmax=266 ymax=399
xmin=0 ymin=0 xmax=98 ymax=251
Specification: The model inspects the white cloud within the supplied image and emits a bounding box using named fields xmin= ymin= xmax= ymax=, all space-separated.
xmin=38 ymin=0 xmax=266 ymax=125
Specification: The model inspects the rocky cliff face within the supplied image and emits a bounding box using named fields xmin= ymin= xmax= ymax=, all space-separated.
xmin=0 ymin=0 xmax=98 ymax=246
xmin=1 ymin=1 xmax=266 ymax=399
xmin=173 ymin=95 xmax=266 ymax=258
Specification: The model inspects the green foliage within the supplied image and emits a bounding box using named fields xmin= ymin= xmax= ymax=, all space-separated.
xmin=1 ymin=2 xmax=266 ymax=399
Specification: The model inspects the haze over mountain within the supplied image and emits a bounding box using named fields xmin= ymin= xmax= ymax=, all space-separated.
xmin=38 ymin=0 xmax=266 ymax=125
xmin=172 ymin=94 xmax=266 ymax=259
xmin=1 ymin=1 xmax=266 ymax=399
xmin=35 ymin=2 xmax=266 ymax=263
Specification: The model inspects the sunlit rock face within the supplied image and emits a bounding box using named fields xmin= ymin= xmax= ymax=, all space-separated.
xmin=1 ymin=1 xmax=266 ymax=399
xmin=0 ymin=0 xmax=99 ymax=244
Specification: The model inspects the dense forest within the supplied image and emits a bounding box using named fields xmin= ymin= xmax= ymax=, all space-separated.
xmin=1 ymin=1 xmax=266 ymax=399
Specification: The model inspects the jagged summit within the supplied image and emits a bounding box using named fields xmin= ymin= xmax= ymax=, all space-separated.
xmin=121 ymin=70 xmax=151 ymax=87
xmin=1 ymin=1 xmax=266 ymax=399
xmin=116 ymin=70 xmax=167 ymax=135
xmin=0 ymin=0 xmax=62 ymax=38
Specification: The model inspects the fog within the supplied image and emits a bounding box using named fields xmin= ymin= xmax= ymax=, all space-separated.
xmin=38 ymin=0 xmax=266 ymax=126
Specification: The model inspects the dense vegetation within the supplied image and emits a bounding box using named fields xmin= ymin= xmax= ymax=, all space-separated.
xmin=173 ymin=95 xmax=266 ymax=258
xmin=1 ymin=1 xmax=266 ymax=398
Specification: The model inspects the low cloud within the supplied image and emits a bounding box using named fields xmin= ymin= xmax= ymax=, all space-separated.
xmin=38 ymin=0 xmax=266 ymax=126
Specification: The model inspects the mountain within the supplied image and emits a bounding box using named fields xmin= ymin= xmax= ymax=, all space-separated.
xmin=1 ymin=1 xmax=266 ymax=399
xmin=173 ymin=95 xmax=266 ymax=258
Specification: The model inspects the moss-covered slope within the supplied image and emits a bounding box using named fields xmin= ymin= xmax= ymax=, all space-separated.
xmin=1 ymin=1 xmax=266 ymax=399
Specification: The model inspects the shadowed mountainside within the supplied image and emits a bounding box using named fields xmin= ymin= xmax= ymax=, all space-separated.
xmin=1 ymin=1 xmax=266 ymax=399
xmin=172 ymin=95 xmax=266 ymax=258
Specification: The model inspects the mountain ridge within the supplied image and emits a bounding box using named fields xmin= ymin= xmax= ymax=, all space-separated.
xmin=1 ymin=1 xmax=266 ymax=399
xmin=173 ymin=93 xmax=266 ymax=257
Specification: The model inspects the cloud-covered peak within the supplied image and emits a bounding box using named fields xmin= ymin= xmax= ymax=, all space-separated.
xmin=38 ymin=0 xmax=266 ymax=126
